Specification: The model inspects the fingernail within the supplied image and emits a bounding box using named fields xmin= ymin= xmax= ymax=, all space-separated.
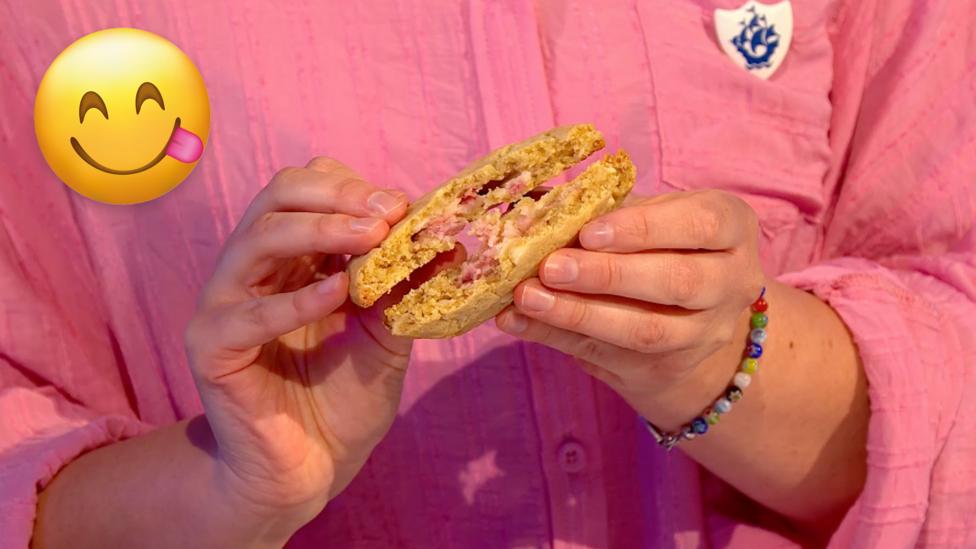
xmin=349 ymin=217 xmax=382 ymax=233
xmin=316 ymin=273 xmax=343 ymax=294
xmin=543 ymin=255 xmax=578 ymax=284
xmin=503 ymin=311 xmax=528 ymax=333
xmin=581 ymin=222 xmax=614 ymax=249
xmin=367 ymin=191 xmax=403 ymax=216
xmin=521 ymin=286 xmax=555 ymax=313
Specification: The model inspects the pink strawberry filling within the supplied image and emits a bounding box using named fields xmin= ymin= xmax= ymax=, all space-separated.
xmin=457 ymin=205 xmax=532 ymax=284
xmin=459 ymin=249 xmax=500 ymax=284
xmin=412 ymin=171 xmax=540 ymax=284
xmin=505 ymin=175 xmax=530 ymax=197
xmin=412 ymin=214 xmax=467 ymax=244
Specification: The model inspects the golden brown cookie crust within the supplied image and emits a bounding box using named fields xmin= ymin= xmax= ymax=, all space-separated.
xmin=347 ymin=124 xmax=605 ymax=308
xmin=386 ymin=151 xmax=636 ymax=338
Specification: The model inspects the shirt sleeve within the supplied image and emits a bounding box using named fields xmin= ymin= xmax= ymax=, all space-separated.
xmin=779 ymin=256 xmax=976 ymax=548
xmin=778 ymin=0 xmax=976 ymax=545
xmin=0 ymin=383 xmax=150 ymax=548
xmin=0 ymin=141 xmax=155 ymax=546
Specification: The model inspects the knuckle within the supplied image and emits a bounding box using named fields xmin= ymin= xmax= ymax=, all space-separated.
xmin=306 ymin=156 xmax=343 ymax=172
xmin=333 ymin=175 xmax=369 ymax=199
xmin=271 ymin=166 xmax=302 ymax=186
xmin=563 ymin=299 xmax=591 ymax=331
xmin=727 ymin=192 xmax=755 ymax=221
xmin=722 ymin=191 xmax=759 ymax=234
xmin=263 ymin=167 xmax=302 ymax=209
xmin=630 ymin=317 xmax=668 ymax=353
xmin=623 ymin=210 xmax=652 ymax=243
xmin=600 ymin=254 xmax=625 ymax=289
xmin=667 ymin=257 xmax=703 ymax=302
xmin=242 ymin=299 xmax=271 ymax=330
xmin=690 ymin=199 xmax=726 ymax=244
xmin=251 ymin=211 xmax=278 ymax=237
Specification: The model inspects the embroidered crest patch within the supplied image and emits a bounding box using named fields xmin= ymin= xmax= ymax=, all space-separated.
xmin=715 ymin=1 xmax=793 ymax=80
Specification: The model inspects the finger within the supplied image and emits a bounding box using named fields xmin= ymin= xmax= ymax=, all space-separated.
xmin=215 ymin=212 xmax=389 ymax=287
xmin=579 ymin=191 xmax=754 ymax=252
xmin=304 ymin=157 xmax=408 ymax=223
xmin=539 ymin=249 xmax=731 ymax=309
xmin=512 ymin=279 xmax=703 ymax=354
xmin=308 ymin=159 xmax=409 ymax=208
xmin=197 ymin=272 xmax=349 ymax=357
xmin=238 ymin=160 xmax=408 ymax=229
xmin=495 ymin=307 xmax=631 ymax=386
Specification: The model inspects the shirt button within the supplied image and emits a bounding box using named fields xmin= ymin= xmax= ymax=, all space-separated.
xmin=557 ymin=440 xmax=587 ymax=473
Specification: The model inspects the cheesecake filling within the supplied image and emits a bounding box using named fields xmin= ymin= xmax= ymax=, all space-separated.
xmin=457 ymin=190 xmax=553 ymax=285
xmin=456 ymin=182 xmax=589 ymax=283
xmin=411 ymin=172 xmax=532 ymax=255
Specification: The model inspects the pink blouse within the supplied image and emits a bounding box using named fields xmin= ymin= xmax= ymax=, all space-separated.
xmin=1 ymin=1 xmax=974 ymax=547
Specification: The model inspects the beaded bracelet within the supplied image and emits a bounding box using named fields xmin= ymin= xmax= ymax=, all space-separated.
xmin=644 ymin=288 xmax=768 ymax=451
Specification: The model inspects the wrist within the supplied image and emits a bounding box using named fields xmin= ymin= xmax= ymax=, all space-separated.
xmin=211 ymin=456 xmax=327 ymax=548
xmin=188 ymin=414 xmax=326 ymax=548
xmin=632 ymin=300 xmax=755 ymax=432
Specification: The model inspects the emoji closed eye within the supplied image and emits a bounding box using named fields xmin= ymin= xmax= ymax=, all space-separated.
xmin=135 ymin=82 xmax=165 ymax=114
xmin=79 ymin=91 xmax=108 ymax=123
xmin=71 ymin=82 xmax=178 ymax=176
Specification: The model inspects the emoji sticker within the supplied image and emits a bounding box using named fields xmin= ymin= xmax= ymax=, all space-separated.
xmin=34 ymin=28 xmax=210 ymax=205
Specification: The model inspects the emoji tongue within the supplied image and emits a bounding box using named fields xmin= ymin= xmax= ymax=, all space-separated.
xmin=166 ymin=125 xmax=204 ymax=163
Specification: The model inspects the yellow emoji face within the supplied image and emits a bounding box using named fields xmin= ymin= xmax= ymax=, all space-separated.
xmin=34 ymin=28 xmax=210 ymax=205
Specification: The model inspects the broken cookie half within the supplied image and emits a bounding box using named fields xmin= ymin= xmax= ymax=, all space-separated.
xmin=347 ymin=124 xmax=636 ymax=338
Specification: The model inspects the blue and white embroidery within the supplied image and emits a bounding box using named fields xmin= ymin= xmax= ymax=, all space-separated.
xmin=731 ymin=6 xmax=780 ymax=70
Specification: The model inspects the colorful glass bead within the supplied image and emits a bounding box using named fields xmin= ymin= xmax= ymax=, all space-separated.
xmin=705 ymin=410 xmax=721 ymax=425
xmin=644 ymin=289 xmax=768 ymax=450
xmin=750 ymin=312 xmax=768 ymax=328
xmin=733 ymin=372 xmax=752 ymax=389
xmin=714 ymin=398 xmax=732 ymax=414
xmin=746 ymin=343 xmax=763 ymax=358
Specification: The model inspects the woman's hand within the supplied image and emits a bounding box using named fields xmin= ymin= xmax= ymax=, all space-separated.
xmin=496 ymin=190 xmax=765 ymax=423
xmin=496 ymin=189 xmax=868 ymax=533
xmin=184 ymin=157 xmax=411 ymax=528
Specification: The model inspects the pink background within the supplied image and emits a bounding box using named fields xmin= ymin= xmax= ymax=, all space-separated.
xmin=1 ymin=1 xmax=974 ymax=547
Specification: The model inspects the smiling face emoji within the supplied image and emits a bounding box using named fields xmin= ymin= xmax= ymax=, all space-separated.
xmin=35 ymin=28 xmax=210 ymax=204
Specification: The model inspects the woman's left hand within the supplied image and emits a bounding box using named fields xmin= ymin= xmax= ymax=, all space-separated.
xmin=496 ymin=190 xmax=765 ymax=416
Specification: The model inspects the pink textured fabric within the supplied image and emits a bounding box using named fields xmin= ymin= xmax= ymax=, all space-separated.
xmin=1 ymin=1 xmax=974 ymax=547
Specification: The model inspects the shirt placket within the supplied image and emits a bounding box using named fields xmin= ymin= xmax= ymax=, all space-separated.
xmin=464 ymin=3 xmax=609 ymax=546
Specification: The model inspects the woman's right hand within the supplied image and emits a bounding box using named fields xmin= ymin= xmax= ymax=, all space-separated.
xmin=184 ymin=157 xmax=412 ymax=530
